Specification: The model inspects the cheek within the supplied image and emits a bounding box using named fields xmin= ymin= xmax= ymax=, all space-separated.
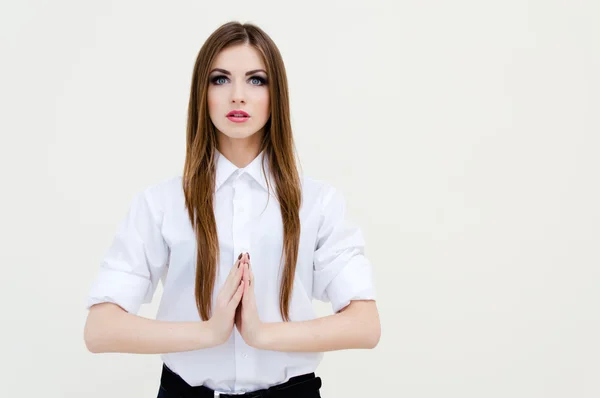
xmin=207 ymin=90 xmax=217 ymax=111
xmin=254 ymin=91 xmax=270 ymax=116
xmin=207 ymin=88 xmax=226 ymax=113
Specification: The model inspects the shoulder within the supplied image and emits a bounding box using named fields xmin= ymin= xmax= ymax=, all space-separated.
xmin=137 ymin=175 xmax=183 ymax=214
xmin=144 ymin=175 xmax=183 ymax=194
xmin=301 ymin=174 xmax=345 ymax=210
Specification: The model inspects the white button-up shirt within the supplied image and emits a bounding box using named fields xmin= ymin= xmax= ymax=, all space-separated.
xmin=86 ymin=149 xmax=376 ymax=393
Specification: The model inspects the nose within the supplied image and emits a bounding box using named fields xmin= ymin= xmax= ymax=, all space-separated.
xmin=230 ymin=81 xmax=246 ymax=104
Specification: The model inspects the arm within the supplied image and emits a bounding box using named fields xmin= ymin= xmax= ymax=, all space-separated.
xmin=256 ymin=300 xmax=380 ymax=352
xmin=84 ymin=256 xmax=246 ymax=354
xmin=236 ymin=186 xmax=379 ymax=352
xmin=83 ymin=303 xmax=218 ymax=354
xmin=83 ymin=189 xmax=227 ymax=354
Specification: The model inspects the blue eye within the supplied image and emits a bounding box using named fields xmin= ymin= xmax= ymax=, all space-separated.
xmin=210 ymin=75 xmax=268 ymax=86
xmin=249 ymin=76 xmax=267 ymax=86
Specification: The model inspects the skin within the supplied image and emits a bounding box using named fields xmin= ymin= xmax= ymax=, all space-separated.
xmin=83 ymin=44 xmax=380 ymax=355
xmin=208 ymin=44 xmax=381 ymax=352
xmin=208 ymin=43 xmax=270 ymax=168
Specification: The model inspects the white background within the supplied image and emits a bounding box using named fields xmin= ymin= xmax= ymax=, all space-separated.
xmin=1 ymin=0 xmax=598 ymax=397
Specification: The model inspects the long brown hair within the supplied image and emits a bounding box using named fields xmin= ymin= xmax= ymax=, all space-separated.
xmin=182 ymin=21 xmax=301 ymax=322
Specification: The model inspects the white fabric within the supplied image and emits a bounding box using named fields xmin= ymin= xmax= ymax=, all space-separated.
xmin=86 ymin=149 xmax=376 ymax=393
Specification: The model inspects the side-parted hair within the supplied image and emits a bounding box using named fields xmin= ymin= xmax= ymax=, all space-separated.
xmin=182 ymin=21 xmax=302 ymax=322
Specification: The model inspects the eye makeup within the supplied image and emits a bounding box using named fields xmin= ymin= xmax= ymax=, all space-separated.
xmin=209 ymin=75 xmax=268 ymax=86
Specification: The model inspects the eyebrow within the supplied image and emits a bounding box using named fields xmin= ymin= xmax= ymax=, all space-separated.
xmin=209 ymin=68 xmax=267 ymax=76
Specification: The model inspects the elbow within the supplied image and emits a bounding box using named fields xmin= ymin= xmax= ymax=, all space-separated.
xmin=84 ymin=321 xmax=102 ymax=353
xmin=84 ymin=303 xmax=119 ymax=353
xmin=356 ymin=301 xmax=381 ymax=349
xmin=363 ymin=322 xmax=381 ymax=349
xmin=362 ymin=305 xmax=381 ymax=349
xmin=84 ymin=314 xmax=109 ymax=353
xmin=370 ymin=325 xmax=381 ymax=349
xmin=344 ymin=300 xmax=381 ymax=349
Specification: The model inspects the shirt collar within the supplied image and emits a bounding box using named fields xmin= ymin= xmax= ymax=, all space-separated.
xmin=215 ymin=148 xmax=271 ymax=192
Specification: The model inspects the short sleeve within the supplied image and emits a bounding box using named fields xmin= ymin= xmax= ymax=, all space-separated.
xmin=86 ymin=188 xmax=169 ymax=314
xmin=312 ymin=186 xmax=376 ymax=313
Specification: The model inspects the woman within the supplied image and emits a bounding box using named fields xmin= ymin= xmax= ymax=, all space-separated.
xmin=83 ymin=21 xmax=380 ymax=398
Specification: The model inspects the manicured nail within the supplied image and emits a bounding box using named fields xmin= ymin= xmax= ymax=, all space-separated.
xmin=246 ymin=252 xmax=250 ymax=259
xmin=238 ymin=253 xmax=242 ymax=260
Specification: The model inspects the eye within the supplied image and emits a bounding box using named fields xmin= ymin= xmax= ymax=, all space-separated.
xmin=249 ymin=76 xmax=268 ymax=86
xmin=210 ymin=75 xmax=229 ymax=85
xmin=210 ymin=75 xmax=268 ymax=86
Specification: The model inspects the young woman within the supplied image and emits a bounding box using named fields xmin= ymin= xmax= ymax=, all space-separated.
xmin=84 ymin=21 xmax=380 ymax=398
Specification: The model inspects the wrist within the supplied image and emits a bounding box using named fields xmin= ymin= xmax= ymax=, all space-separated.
xmin=254 ymin=322 xmax=277 ymax=350
xmin=201 ymin=319 xmax=221 ymax=348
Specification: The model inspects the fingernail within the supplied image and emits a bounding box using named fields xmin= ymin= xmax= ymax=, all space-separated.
xmin=246 ymin=252 xmax=250 ymax=259
xmin=238 ymin=253 xmax=242 ymax=260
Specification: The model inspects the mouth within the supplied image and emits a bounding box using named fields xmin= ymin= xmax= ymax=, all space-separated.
xmin=226 ymin=110 xmax=250 ymax=123
xmin=227 ymin=110 xmax=250 ymax=117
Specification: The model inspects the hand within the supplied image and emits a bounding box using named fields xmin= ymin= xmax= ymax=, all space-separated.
xmin=206 ymin=256 xmax=244 ymax=345
xmin=235 ymin=254 xmax=265 ymax=348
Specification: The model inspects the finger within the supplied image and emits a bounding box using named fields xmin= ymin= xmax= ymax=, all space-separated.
xmin=224 ymin=255 xmax=242 ymax=285
xmin=248 ymin=263 xmax=254 ymax=287
xmin=228 ymin=280 xmax=244 ymax=311
xmin=242 ymin=262 xmax=253 ymax=289
xmin=242 ymin=262 xmax=250 ymax=284
xmin=242 ymin=264 xmax=252 ymax=303
xmin=223 ymin=260 xmax=244 ymax=299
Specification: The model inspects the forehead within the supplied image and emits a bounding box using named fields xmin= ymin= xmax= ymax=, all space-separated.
xmin=211 ymin=44 xmax=266 ymax=71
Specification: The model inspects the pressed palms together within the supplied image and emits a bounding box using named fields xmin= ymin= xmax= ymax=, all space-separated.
xmin=235 ymin=253 xmax=263 ymax=347
xmin=207 ymin=252 xmax=264 ymax=347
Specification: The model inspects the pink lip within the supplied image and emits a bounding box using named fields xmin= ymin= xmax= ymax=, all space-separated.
xmin=227 ymin=115 xmax=250 ymax=123
xmin=227 ymin=110 xmax=250 ymax=117
xmin=226 ymin=109 xmax=250 ymax=123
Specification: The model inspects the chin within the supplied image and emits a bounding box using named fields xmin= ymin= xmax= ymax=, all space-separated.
xmin=217 ymin=128 xmax=259 ymax=140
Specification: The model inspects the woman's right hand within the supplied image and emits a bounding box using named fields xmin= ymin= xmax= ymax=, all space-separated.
xmin=207 ymin=254 xmax=246 ymax=345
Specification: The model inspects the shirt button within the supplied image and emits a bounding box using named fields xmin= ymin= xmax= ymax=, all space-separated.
xmin=243 ymin=353 xmax=248 ymax=359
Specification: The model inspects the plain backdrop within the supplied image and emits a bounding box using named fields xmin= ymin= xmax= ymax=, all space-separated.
xmin=1 ymin=0 xmax=598 ymax=397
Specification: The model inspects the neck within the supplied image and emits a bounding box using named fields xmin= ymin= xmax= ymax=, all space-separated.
xmin=216 ymin=131 xmax=263 ymax=168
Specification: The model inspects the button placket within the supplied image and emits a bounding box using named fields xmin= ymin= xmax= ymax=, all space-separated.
xmin=232 ymin=175 xmax=252 ymax=388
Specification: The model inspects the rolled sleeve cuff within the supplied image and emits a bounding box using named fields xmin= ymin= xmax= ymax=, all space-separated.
xmin=86 ymin=268 xmax=152 ymax=314
xmin=326 ymin=257 xmax=377 ymax=313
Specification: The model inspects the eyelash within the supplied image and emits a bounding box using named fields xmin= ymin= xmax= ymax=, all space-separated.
xmin=210 ymin=75 xmax=268 ymax=86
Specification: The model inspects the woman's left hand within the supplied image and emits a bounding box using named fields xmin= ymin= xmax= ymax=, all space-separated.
xmin=235 ymin=255 xmax=265 ymax=348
